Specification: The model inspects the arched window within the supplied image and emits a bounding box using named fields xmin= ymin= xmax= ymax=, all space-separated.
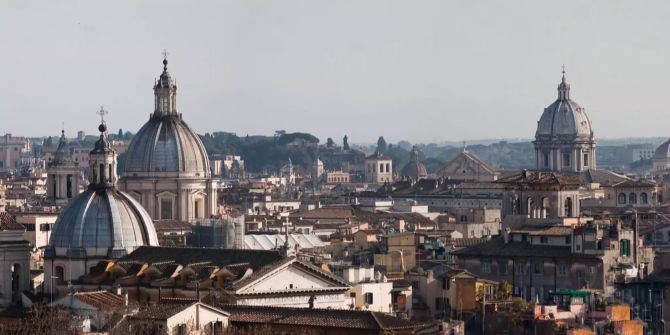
xmin=618 ymin=193 xmax=627 ymax=204
xmin=640 ymin=193 xmax=648 ymax=204
xmin=55 ymin=266 xmax=65 ymax=285
xmin=629 ymin=193 xmax=637 ymax=204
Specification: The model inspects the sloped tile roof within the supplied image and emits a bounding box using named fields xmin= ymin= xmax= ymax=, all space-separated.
xmin=222 ymin=304 xmax=429 ymax=330
xmin=73 ymin=291 xmax=125 ymax=311
xmin=0 ymin=212 xmax=25 ymax=231
xmin=121 ymin=246 xmax=282 ymax=270
xmin=452 ymin=236 xmax=600 ymax=259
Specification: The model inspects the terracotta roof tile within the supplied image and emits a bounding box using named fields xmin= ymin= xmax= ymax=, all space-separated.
xmin=222 ymin=304 xmax=429 ymax=330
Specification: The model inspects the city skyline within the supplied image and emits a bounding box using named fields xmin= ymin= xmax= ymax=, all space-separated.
xmin=2 ymin=1 xmax=670 ymax=143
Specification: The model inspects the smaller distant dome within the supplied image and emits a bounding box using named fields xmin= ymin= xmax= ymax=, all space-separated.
xmin=654 ymin=139 xmax=670 ymax=159
xmin=401 ymin=146 xmax=428 ymax=180
xmin=52 ymin=130 xmax=74 ymax=166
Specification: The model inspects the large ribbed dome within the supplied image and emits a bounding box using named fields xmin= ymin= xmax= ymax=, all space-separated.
xmin=536 ymin=73 xmax=593 ymax=139
xmin=48 ymin=188 xmax=159 ymax=257
xmin=123 ymin=115 xmax=210 ymax=176
xmin=123 ymin=57 xmax=211 ymax=178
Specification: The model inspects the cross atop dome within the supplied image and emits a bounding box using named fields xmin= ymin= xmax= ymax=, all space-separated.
xmin=557 ymin=66 xmax=570 ymax=100
xmin=162 ymin=49 xmax=169 ymax=71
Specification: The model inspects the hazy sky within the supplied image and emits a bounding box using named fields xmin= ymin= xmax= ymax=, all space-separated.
xmin=2 ymin=1 xmax=670 ymax=144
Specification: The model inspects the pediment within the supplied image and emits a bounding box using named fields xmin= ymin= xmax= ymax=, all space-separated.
xmin=233 ymin=259 xmax=350 ymax=294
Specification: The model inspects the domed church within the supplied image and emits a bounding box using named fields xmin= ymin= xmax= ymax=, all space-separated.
xmin=400 ymin=146 xmax=428 ymax=180
xmin=45 ymin=121 xmax=159 ymax=293
xmin=120 ymin=57 xmax=217 ymax=221
xmin=534 ymin=70 xmax=596 ymax=172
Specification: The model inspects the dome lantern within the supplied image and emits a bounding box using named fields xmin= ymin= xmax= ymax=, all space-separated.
xmin=89 ymin=107 xmax=118 ymax=188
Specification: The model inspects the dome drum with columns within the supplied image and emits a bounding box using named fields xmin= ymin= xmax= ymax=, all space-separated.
xmin=45 ymin=121 xmax=159 ymax=292
xmin=120 ymin=57 xmax=217 ymax=222
xmin=534 ymin=70 xmax=596 ymax=172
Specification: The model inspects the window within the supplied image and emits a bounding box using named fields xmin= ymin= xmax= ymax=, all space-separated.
xmin=350 ymin=292 xmax=356 ymax=298
xmin=364 ymin=292 xmax=374 ymax=305
xmin=562 ymin=152 xmax=570 ymax=167
xmin=564 ymin=197 xmax=573 ymax=217
xmin=39 ymin=223 xmax=50 ymax=232
xmin=499 ymin=261 xmax=508 ymax=275
xmin=583 ymin=154 xmax=589 ymax=167
xmin=629 ymin=193 xmax=637 ymax=204
xmin=521 ymin=234 xmax=528 ymax=242
xmin=565 ymin=236 xmax=572 ymax=244
xmin=543 ymin=153 xmax=549 ymax=168
xmin=540 ymin=236 xmax=548 ymax=244
xmin=558 ymin=264 xmax=567 ymax=276
xmin=618 ymin=193 xmax=627 ymax=204
xmin=442 ymin=277 xmax=450 ymax=290
xmin=588 ymin=266 xmax=596 ymax=275
xmin=160 ymin=198 xmax=173 ymax=220
xmin=435 ymin=297 xmax=449 ymax=311
xmin=640 ymin=193 xmax=648 ymax=204
xmin=620 ymin=239 xmax=631 ymax=257
xmin=24 ymin=224 xmax=35 ymax=231
xmin=533 ymin=262 xmax=543 ymax=275
xmin=481 ymin=260 xmax=491 ymax=273
xmin=160 ymin=97 xmax=169 ymax=112
xmin=460 ymin=215 xmax=468 ymax=222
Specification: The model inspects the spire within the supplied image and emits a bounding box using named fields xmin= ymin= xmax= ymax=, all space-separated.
xmin=410 ymin=146 xmax=421 ymax=162
xmin=557 ymin=65 xmax=570 ymax=100
xmin=162 ymin=49 xmax=169 ymax=72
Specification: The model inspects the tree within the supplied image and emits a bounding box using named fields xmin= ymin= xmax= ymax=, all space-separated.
xmin=117 ymin=128 xmax=123 ymax=138
xmin=376 ymin=136 xmax=388 ymax=153
xmin=497 ymin=281 xmax=512 ymax=300
xmin=343 ymin=135 xmax=349 ymax=150
xmin=326 ymin=138 xmax=335 ymax=147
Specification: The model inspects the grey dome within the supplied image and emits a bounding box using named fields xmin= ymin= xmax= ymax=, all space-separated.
xmin=536 ymin=74 xmax=593 ymax=139
xmin=123 ymin=115 xmax=211 ymax=177
xmin=48 ymin=187 xmax=159 ymax=258
xmin=123 ymin=58 xmax=211 ymax=178
xmin=654 ymin=139 xmax=670 ymax=159
xmin=52 ymin=131 xmax=73 ymax=166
